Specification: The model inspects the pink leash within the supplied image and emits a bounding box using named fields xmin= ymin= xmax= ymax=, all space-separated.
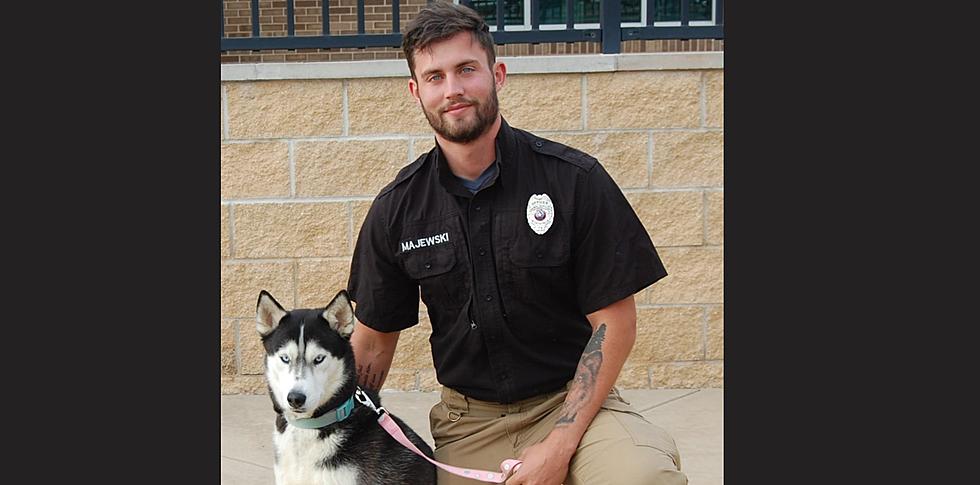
xmin=355 ymin=387 xmax=522 ymax=483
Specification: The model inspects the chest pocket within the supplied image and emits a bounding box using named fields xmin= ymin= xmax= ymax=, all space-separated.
xmin=495 ymin=211 xmax=574 ymax=339
xmin=398 ymin=217 xmax=469 ymax=312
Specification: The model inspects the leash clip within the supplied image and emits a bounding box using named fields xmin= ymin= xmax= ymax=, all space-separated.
xmin=354 ymin=387 xmax=388 ymax=416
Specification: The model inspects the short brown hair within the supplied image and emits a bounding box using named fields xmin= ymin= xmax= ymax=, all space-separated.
xmin=401 ymin=1 xmax=496 ymax=80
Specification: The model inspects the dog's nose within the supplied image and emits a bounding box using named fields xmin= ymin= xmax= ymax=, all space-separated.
xmin=287 ymin=391 xmax=306 ymax=409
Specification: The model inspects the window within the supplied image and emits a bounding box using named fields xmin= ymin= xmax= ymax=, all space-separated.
xmin=461 ymin=0 xmax=717 ymax=31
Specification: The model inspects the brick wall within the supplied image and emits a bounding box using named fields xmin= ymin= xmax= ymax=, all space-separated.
xmin=220 ymin=55 xmax=724 ymax=394
xmin=220 ymin=0 xmax=723 ymax=63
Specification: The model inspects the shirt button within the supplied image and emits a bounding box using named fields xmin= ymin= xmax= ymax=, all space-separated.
xmin=535 ymin=141 xmax=543 ymax=148
xmin=474 ymin=205 xmax=481 ymax=211
xmin=470 ymin=321 xmax=477 ymax=330
xmin=536 ymin=253 xmax=543 ymax=259
xmin=485 ymin=295 xmax=493 ymax=302
xmin=424 ymin=263 xmax=432 ymax=269
xmin=479 ymin=248 xmax=486 ymax=256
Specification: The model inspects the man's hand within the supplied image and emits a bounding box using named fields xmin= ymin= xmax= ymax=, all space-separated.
xmin=505 ymin=434 xmax=575 ymax=485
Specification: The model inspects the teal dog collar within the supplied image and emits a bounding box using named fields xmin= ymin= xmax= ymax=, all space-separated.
xmin=286 ymin=395 xmax=356 ymax=429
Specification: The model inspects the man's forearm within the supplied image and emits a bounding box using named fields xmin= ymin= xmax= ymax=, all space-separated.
xmin=548 ymin=297 xmax=637 ymax=451
xmin=350 ymin=320 xmax=400 ymax=391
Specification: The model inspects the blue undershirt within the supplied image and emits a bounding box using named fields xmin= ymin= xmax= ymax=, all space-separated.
xmin=456 ymin=162 xmax=499 ymax=194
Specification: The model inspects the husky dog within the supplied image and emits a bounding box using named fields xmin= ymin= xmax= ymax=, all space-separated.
xmin=255 ymin=289 xmax=436 ymax=485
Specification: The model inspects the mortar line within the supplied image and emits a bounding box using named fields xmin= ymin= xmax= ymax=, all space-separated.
xmin=635 ymin=389 xmax=701 ymax=413
xmin=342 ymin=79 xmax=350 ymax=136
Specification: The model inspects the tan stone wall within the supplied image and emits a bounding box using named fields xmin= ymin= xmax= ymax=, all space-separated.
xmin=220 ymin=65 xmax=724 ymax=393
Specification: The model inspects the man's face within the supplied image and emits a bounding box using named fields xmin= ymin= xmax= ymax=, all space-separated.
xmin=408 ymin=32 xmax=505 ymax=144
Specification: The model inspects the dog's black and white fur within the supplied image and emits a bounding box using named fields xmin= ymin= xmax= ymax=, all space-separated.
xmin=256 ymin=289 xmax=436 ymax=485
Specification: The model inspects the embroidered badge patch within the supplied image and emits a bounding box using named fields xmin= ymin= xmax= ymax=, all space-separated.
xmin=526 ymin=194 xmax=555 ymax=235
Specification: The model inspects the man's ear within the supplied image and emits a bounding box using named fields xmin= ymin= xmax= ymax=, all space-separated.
xmin=408 ymin=78 xmax=421 ymax=106
xmin=493 ymin=61 xmax=507 ymax=91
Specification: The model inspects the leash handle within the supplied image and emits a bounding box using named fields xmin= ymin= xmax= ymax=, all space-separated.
xmin=378 ymin=413 xmax=522 ymax=483
xmin=355 ymin=387 xmax=521 ymax=483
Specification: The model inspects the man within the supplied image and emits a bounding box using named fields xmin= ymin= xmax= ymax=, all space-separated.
xmin=347 ymin=2 xmax=686 ymax=484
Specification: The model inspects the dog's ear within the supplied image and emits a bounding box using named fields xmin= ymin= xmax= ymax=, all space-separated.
xmin=322 ymin=290 xmax=354 ymax=339
xmin=256 ymin=290 xmax=287 ymax=337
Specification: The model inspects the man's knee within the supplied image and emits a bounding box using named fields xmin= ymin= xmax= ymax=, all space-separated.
xmin=567 ymin=448 xmax=686 ymax=485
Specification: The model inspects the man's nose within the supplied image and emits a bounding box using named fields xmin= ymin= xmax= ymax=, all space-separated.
xmin=445 ymin=75 xmax=464 ymax=98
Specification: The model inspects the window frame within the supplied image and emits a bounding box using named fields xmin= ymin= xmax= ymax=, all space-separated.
xmin=456 ymin=0 xmax=718 ymax=32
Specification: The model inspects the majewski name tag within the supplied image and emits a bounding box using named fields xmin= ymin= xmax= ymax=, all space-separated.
xmin=400 ymin=232 xmax=450 ymax=253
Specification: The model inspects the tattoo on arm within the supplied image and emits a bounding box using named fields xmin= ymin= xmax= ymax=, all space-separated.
xmin=556 ymin=323 xmax=606 ymax=426
xmin=356 ymin=363 xmax=387 ymax=392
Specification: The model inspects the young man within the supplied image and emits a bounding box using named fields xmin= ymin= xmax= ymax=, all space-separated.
xmin=347 ymin=3 xmax=686 ymax=484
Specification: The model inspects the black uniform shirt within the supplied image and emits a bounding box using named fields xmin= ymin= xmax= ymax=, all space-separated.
xmin=348 ymin=118 xmax=667 ymax=403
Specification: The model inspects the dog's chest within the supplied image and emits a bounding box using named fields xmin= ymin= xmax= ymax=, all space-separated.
xmin=273 ymin=427 xmax=358 ymax=485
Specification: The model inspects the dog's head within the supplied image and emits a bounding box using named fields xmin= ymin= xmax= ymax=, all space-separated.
xmin=255 ymin=289 xmax=356 ymax=419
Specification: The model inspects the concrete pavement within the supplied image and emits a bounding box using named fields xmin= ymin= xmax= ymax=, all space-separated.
xmin=221 ymin=388 xmax=722 ymax=484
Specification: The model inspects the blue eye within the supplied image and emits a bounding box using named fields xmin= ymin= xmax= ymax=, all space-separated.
xmin=429 ymin=74 xmax=442 ymax=82
xmin=461 ymin=66 xmax=475 ymax=73
xmin=280 ymin=355 xmax=290 ymax=364
xmin=313 ymin=355 xmax=325 ymax=365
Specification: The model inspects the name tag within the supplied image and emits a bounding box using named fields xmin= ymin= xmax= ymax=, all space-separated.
xmin=399 ymin=232 xmax=450 ymax=253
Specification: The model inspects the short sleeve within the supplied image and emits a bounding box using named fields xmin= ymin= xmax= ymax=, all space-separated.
xmin=571 ymin=163 xmax=668 ymax=315
xmin=347 ymin=199 xmax=420 ymax=332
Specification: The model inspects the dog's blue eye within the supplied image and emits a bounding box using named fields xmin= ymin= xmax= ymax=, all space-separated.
xmin=280 ymin=355 xmax=290 ymax=364
xmin=313 ymin=355 xmax=325 ymax=365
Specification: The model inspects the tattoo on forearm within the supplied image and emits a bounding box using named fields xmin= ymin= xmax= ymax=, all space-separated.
xmin=356 ymin=363 xmax=386 ymax=391
xmin=556 ymin=323 xmax=606 ymax=426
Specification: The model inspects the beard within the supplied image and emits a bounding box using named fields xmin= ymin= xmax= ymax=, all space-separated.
xmin=421 ymin=85 xmax=499 ymax=144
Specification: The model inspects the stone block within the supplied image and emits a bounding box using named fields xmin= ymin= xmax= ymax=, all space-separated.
xmin=295 ymin=139 xmax=409 ymax=197
xmin=629 ymin=306 xmax=704 ymax=364
xmin=649 ymin=361 xmax=723 ymax=388
xmin=627 ymin=191 xmax=703 ymax=247
xmin=652 ymin=131 xmax=723 ymax=187
xmin=705 ymin=70 xmax=724 ymax=128
xmin=296 ymin=258 xmax=353 ymax=309
xmin=347 ymin=77 xmax=431 ymax=135
xmin=648 ymin=247 xmax=723 ymax=304
xmin=225 ymin=80 xmax=343 ymax=138
xmin=221 ymin=319 xmax=237 ymax=376
xmin=499 ymin=74 xmax=582 ymax=131
xmin=221 ymin=141 xmax=291 ymax=199
xmin=547 ymin=132 xmax=648 ymax=189
xmin=220 ymin=260 xmax=295 ymax=318
xmin=706 ymin=306 xmax=724 ymax=360
xmin=233 ymin=203 xmax=350 ymax=258
xmin=706 ymin=190 xmax=723 ymax=245
xmin=587 ymin=71 xmax=701 ymax=129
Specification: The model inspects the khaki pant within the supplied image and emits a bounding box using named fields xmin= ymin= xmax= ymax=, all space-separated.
xmin=429 ymin=383 xmax=687 ymax=485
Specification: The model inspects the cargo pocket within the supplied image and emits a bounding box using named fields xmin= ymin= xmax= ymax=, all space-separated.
xmin=600 ymin=392 xmax=683 ymax=469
